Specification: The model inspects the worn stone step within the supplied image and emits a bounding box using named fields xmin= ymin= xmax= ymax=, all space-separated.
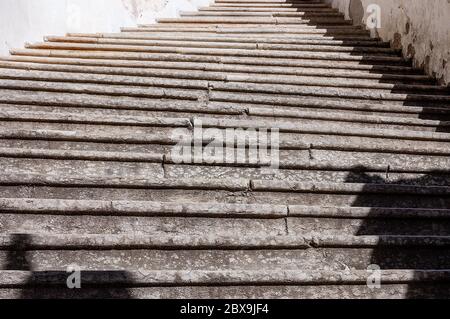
xmin=199 ymin=6 xmax=336 ymax=12
xmin=0 ymin=214 xmax=286 ymax=236
xmin=118 ymin=31 xmax=376 ymax=41
xmin=3 ymin=198 xmax=450 ymax=220
xmin=3 ymin=284 xmax=450 ymax=299
xmin=0 ymin=59 xmax=431 ymax=86
xmin=65 ymin=32 xmax=389 ymax=46
xmin=2 ymin=146 xmax=450 ymax=181
xmin=0 ymin=90 xmax=245 ymax=115
xmin=3 ymin=78 xmax=448 ymax=106
xmin=0 ymin=233 xmax=450 ymax=249
xmin=252 ymin=180 xmax=450 ymax=196
xmin=248 ymin=107 xmax=450 ymax=130
xmin=1 ymin=270 xmax=450 ymax=288
xmin=211 ymin=82 xmax=450 ymax=103
xmin=0 ymin=159 xmax=252 ymax=190
xmin=2 ymin=126 xmax=450 ymax=156
xmin=1 ymin=184 xmax=448 ymax=208
xmin=7 ymin=50 xmax=418 ymax=73
xmin=122 ymin=26 xmax=370 ymax=36
xmin=1 ymin=147 xmax=449 ymax=185
xmin=3 ymin=199 xmax=450 ymax=236
xmin=0 ymin=159 xmax=449 ymax=196
xmin=288 ymin=217 xmax=450 ymax=236
xmin=0 ymin=67 xmax=444 ymax=96
xmin=213 ymin=92 xmax=450 ymax=116
xmin=197 ymin=117 xmax=450 ymax=142
xmin=210 ymin=2 xmax=328 ymax=7
xmin=0 ymin=198 xmax=287 ymax=218
xmin=180 ymin=10 xmax=344 ymax=17
xmin=134 ymin=24 xmax=363 ymax=31
xmin=2 ymin=246 xmax=450 ymax=272
xmin=0 ymin=105 xmax=447 ymax=133
xmin=44 ymin=36 xmax=399 ymax=54
xmin=0 ymin=211 xmax=450 ymax=236
xmin=1 ymin=89 xmax=447 ymax=123
xmin=155 ymin=17 xmax=352 ymax=25
xmin=163 ymin=165 xmax=450 ymax=185
xmin=24 ymin=42 xmax=402 ymax=63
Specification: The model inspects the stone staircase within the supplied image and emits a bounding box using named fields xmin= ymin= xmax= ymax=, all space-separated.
xmin=0 ymin=0 xmax=449 ymax=298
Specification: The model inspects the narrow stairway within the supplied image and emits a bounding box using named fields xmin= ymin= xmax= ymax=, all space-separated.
xmin=0 ymin=0 xmax=450 ymax=298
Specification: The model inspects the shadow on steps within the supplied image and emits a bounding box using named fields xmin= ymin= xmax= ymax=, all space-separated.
xmin=5 ymin=234 xmax=133 ymax=299
xmin=294 ymin=0 xmax=450 ymax=298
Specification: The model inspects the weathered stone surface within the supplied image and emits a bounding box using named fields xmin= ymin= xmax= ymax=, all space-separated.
xmin=0 ymin=0 xmax=449 ymax=299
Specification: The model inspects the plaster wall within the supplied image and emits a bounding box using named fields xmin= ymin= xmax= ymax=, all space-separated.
xmin=325 ymin=0 xmax=450 ymax=85
xmin=0 ymin=0 xmax=211 ymax=56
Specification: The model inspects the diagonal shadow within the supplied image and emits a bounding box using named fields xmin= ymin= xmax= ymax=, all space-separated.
xmin=5 ymin=234 xmax=133 ymax=299
xmin=285 ymin=0 xmax=450 ymax=298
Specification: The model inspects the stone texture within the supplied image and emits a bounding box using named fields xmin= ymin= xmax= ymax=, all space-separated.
xmin=0 ymin=0 xmax=449 ymax=299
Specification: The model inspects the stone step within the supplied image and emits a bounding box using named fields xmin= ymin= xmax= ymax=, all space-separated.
xmin=1 ymin=270 xmax=449 ymax=287
xmin=3 ymin=284 xmax=450 ymax=299
xmin=0 ymin=233 xmax=449 ymax=249
xmin=0 ymin=104 xmax=447 ymax=132
xmin=2 ymin=198 xmax=449 ymax=219
xmin=1 ymin=202 xmax=450 ymax=236
xmin=8 ymin=50 xmax=419 ymax=73
xmin=1 ymin=184 xmax=448 ymax=208
xmin=2 ymin=89 xmax=448 ymax=123
xmin=162 ymin=165 xmax=450 ymax=185
xmin=3 ymin=78 xmax=449 ymax=105
xmin=24 ymin=42 xmax=402 ymax=63
xmin=180 ymin=10 xmax=344 ymax=17
xmin=210 ymin=2 xmax=329 ymax=7
xmin=118 ymin=31 xmax=376 ymax=41
xmin=0 ymin=148 xmax=450 ymax=186
xmin=44 ymin=36 xmax=399 ymax=54
xmin=0 ymin=161 xmax=449 ymax=196
xmin=1 ymin=67 xmax=445 ymax=96
xmin=121 ymin=26 xmax=370 ymax=36
xmin=1 ymin=243 xmax=450 ymax=272
xmin=64 ymin=32 xmax=390 ymax=47
xmin=212 ymin=92 xmax=450 ymax=115
xmin=199 ymin=6 xmax=337 ymax=12
xmin=2 ymin=146 xmax=450 ymax=179
xmin=2 ymin=126 xmax=450 ymax=156
xmin=155 ymin=17 xmax=352 ymax=25
xmin=0 ymin=59 xmax=431 ymax=85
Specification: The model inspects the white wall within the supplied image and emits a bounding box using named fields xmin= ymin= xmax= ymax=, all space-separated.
xmin=0 ymin=0 xmax=211 ymax=55
xmin=325 ymin=0 xmax=450 ymax=85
